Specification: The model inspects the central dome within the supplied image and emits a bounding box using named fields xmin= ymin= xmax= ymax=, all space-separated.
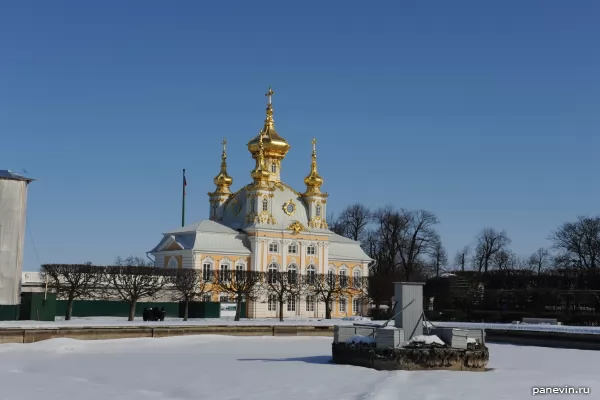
xmin=247 ymin=88 xmax=290 ymax=160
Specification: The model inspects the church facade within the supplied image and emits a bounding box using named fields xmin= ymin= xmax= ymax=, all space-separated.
xmin=149 ymin=89 xmax=372 ymax=319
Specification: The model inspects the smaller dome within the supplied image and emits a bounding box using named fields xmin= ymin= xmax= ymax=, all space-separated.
xmin=248 ymin=101 xmax=290 ymax=160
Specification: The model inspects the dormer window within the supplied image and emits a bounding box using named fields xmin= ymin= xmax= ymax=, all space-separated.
xmin=316 ymin=204 xmax=321 ymax=217
xmin=262 ymin=198 xmax=268 ymax=211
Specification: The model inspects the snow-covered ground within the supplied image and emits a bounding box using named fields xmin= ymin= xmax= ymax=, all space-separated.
xmin=0 ymin=335 xmax=596 ymax=399
xmin=429 ymin=321 xmax=600 ymax=335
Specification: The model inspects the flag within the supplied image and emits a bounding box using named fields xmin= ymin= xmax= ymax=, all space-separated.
xmin=183 ymin=175 xmax=187 ymax=196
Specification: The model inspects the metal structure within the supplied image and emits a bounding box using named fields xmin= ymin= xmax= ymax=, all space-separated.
xmin=394 ymin=282 xmax=425 ymax=340
xmin=0 ymin=170 xmax=34 ymax=318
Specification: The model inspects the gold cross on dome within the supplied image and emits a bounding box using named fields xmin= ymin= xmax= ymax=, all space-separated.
xmin=265 ymin=86 xmax=274 ymax=105
xmin=222 ymin=139 xmax=227 ymax=151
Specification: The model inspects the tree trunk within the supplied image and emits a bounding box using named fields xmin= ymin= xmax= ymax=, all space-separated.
xmin=128 ymin=300 xmax=137 ymax=321
xmin=278 ymin=297 xmax=284 ymax=322
xmin=234 ymin=296 xmax=243 ymax=321
xmin=65 ymin=294 xmax=75 ymax=321
xmin=183 ymin=300 xmax=189 ymax=321
xmin=325 ymin=299 xmax=331 ymax=319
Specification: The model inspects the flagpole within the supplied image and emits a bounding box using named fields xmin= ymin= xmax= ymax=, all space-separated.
xmin=182 ymin=168 xmax=186 ymax=227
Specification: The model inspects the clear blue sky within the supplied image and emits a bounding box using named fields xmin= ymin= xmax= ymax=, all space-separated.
xmin=1 ymin=0 xmax=598 ymax=271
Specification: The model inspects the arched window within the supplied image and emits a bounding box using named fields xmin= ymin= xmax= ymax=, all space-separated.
xmin=262 ymin=198 xmax=268 ymax=211
xmin=271 ymin=163 xmax=277 ymax=173
xmin=250 ymin=198 xmax=255 ymax=213
xmin=287 ymin=264 xmax=297 ymax=284
xmin=167 ymin=257 xmax=179 ymax=268
xmin=316 ymin=204 xmax=321 ymax=217
xmin=267 ymin=263 xmax=279 ymax=284
xmin=306 ymin=264 xmax=316 ymax=285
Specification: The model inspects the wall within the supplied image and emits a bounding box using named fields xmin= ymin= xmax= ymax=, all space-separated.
xmin=55 ymin=300 xmax=180 ymax=318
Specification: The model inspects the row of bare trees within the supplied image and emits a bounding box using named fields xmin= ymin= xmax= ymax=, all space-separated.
xmin=41 ymin=257 xmax=368 ymax=322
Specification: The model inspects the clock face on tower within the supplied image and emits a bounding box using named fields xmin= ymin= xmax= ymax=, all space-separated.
xmin=283 ymin=200 xmax=296 ymax=216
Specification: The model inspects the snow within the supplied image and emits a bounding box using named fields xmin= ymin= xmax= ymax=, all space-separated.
xmin=408 ymin=335 xmax=446 ymax=346
xmin=467 ymin=337 xmax=478 ymax=344
xmin=341 ymin=315 xmax=371 ymax=321
xmin=346 ymin=335 xmax=376 ymax=344
xmin=0 ymin=335 xmax=597 ymax=400
xmin=427 ymin=321 xmax=600 ymax=335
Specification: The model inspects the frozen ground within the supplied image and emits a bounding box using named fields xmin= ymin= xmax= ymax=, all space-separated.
xmin=0 ymin=335 xmax=596 ymax=400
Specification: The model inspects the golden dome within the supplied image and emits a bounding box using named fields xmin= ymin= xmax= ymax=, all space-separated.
xmin=247 ymin=87 xmax=290 ymax=160
xmin=211 ymin=139 xmax=233 ymax=195
xmin=303 ymin=138 xmax=324 ymax=195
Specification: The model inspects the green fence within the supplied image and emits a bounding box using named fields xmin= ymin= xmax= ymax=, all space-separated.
xmin=55 ymin=300 xmax=180 ymax=319
xmin=20 ymin=293 xmax=57 ymax=321
xmin=0 ymin=304 xmax=20 ymax=321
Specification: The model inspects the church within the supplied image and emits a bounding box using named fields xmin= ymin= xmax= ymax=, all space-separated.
xmin=149 ymin=88 xmax=372 ymax=319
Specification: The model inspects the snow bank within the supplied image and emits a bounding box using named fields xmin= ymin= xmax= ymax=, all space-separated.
xmin=409 ymin=335 xmax=445 ymax=346
xmin=346 ymin=335 xmax=376 ymax=345
xmin=427 ymin=321 xmax=600 ymax=335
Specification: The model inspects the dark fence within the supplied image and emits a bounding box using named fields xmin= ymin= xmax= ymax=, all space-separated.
xmin=424 ymin=271 xmax=600 ymax=325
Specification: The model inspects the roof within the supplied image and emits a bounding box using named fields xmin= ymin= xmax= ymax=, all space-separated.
xmin=220 ymin=181 xmax=329 ymax=234
xmin=151 ymin=220 xmax=251 ymax=255
xmin=163 ymin=220 xmax=239 ymax=235
xmin=0 ymin=170 xmax=34 ymax=182
xmin=328 ymin=233 xmax=372 ymax=262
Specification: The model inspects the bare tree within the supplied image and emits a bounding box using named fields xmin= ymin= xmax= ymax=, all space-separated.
xmin=528 ymin=247 xmax=551 ymax=275
xmin=217 ymin=270 xmax=265 ymax=321
xmin=396 ymin=209 xmax=440 ymax=281
xmin=430 ymin=241 xmax=448 ymax=277
xmin=454 ymin=245 xmax=470 ymax=272
xmin=309 ymin=273 xmax=349 ymax=319
xmin=166 ymin=268 xmax=211 ymax=321
xmin=550 ymin=216 xmax=600 ymax=270
xmin=40 ymin=264 xmax=105 ymax=320
xmin=106 ymin=256 xmax=167 ymax=321
xmin=472 ymin=228 xmax=511 ymax=273
xmin=491 ymin=249 xmax=521 ymax=271
xmin=327 ymin=212 xmax=347 ymax=236
xmin=266 ymin=270 xmax=309 ymax=321
xmin=337 ymin=203 xmax=372 ymax=241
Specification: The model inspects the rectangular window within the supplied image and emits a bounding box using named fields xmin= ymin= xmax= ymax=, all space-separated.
xmin=306 ymin=296 xmax=315 ymax=312
xmin=307 ymin=245 xmax=315 ymax=255
xmin=353 ymin=270 xmax=361 ymax=287
xmin=316 ymin=205 xmax=321 ymax=217
xmin=339 ymin=297 xmax=347 ymax=313
xmin=220 ymin=294 xmax=230 ymax=303
xmin=268 ymin=295 xmax=277 ymax=312
xmin=236 ymin=264 xmax=244 ymax=281
xmin=353 ymin=298 xmax=360 ymax=314
xmin=202 ymin=263 xmax=212 ymax=281
xmin=340 ymin=270 xmax=348 ymax=287
xmin=202 ymin=294 xmax=211 ymax=302
xmin=269 ymin=243 xmax=278 ymax=253
xmin=220 ymin=264 xmax=230 ymax=282
xmin=262 ymin=199 xmax=268 ymax=211
xmin=288 ymin=244 xmax=297 ymax=254
xmin=287 ymin=295 xmax=296 ymax=312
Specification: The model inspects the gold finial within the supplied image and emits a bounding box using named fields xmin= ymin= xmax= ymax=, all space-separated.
xmin=303 ymin=137 xmax=324 ymax=195
xmin=265 ymin=86 xmax=274 ymax=105
xmin=251 ymin=131 xmax=270 ymax=185
xmin=211 ymin=138 xmax=233 ymax=195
